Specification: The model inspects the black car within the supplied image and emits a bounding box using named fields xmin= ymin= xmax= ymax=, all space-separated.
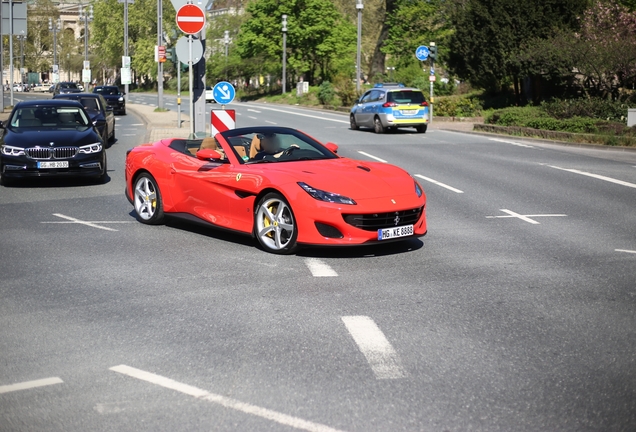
xmin=54 ymin=93 xmax=115 ymax=144
xmin=93 ymin=86 xmax=126 ymax=115
xmin=0 ymin=100 xmax=107 ymax=186
xmin=53 ymin=81 xmax=82 ymax=96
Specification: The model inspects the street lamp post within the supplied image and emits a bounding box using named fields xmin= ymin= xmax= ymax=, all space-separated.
xmin=224 ymin=30 xmax=229 ymax=80
xmin=282 ymin=14 xmax=287 ymax=94
xmin=48 ymin=17 xmax=61 ymax=84
xmin=18 ymin=35 xmax=24 ymax=85
xmin=356 ymin=0 xmax=363 ymax=93
xmin=79 ymin=5 xmax=93 ymax=89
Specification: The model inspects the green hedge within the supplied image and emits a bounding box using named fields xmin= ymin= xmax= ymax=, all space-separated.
xmin=434 ymin=95 xmax=483 ymax=117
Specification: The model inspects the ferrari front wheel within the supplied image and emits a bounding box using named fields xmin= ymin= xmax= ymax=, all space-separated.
xmin=254 ymin=192 xmax=298 ymax=254
xmin=133 ymin=173 xmax=165 ymax=225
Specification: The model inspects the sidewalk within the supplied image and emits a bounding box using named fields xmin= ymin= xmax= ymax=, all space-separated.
xmin=127 ymin=102 xmax=480 ymax=142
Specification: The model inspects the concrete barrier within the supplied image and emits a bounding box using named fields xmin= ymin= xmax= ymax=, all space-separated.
xmin=628 ymin=108 xmax=636 ymax=127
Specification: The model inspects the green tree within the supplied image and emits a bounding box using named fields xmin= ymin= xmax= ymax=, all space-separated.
xmin=237 ymin=0 xmax=356 ymax=86
xmin=447 ymin=0 xmax=590 ymax=100
xmin=24 ymin=0 xmax=60 ymax=77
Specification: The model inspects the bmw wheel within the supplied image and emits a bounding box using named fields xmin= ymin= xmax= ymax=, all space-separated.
xmin=374 ymin=116 xmax=385 ymax=134
xmin=350 ymin=114 xmax=359 ymax=130
xmin=133 ymin=173 xmax=165 ymax=225
xmin=254 ymin=192 xmax=298 ymax=254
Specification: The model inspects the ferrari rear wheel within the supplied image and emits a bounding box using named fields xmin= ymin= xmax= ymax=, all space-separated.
xmin=133 ymin=173 xmax=165 ymax=225
xmin=254 ymin=192 xmax=298 ymax=254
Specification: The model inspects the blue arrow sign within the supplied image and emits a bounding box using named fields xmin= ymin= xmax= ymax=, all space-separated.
xmin=213 ymin=81 xmax=235 ymax=104
xmin=415 ymin=45 xmax=429 ymax=61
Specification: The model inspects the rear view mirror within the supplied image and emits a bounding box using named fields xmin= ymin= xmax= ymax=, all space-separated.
xmin=325 ymin=142 xmax=338 ymax=154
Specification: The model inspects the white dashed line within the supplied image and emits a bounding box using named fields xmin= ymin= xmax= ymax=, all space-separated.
xmin=0 ymin=377 xmax=63 ymax=394
xmin=242 ymin=104 xmax=349 ymax=124
xmin=265 ymin=120 xmax=277 ymax=125
xmin=486 ymin=209 xmax=567 ymax=224
xmin=110 ymin=365 xmax=345 ymax=432
xmin=247 ymin=109 xmax=261 ymax=113
xmin=616 ymin=249 xmax=636 ymax=254
xmin=341 ymin=316 xmax=406 ymax=380
xmin=305 ymin=258 xmax=338 ymax=277
xmin=547 ymin=165 xmax=636 ymax=189
xmin=248 ymin=116 xmax=257 ymax=120
xmin=414 ymin=174 xmax=464 ymax=193
xmin=41 ymin=214 xmax=135 ymax=231
xmin=357 ymin=151 xmax=387 ymax=163
xmin=490 ymin=138 xmax=535 ymax=148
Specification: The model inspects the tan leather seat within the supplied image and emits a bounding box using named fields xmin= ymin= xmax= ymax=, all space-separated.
xmin=200 ymin=137 xmax=219 ymax=150
xmin=249 ymin=135 xmax=261 ymax=159
xmin=234 ymin=146 xmax=247 ymax=159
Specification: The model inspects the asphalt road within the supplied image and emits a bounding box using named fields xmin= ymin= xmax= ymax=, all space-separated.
xmin=1 ymin=96 xmax=635 ymax=431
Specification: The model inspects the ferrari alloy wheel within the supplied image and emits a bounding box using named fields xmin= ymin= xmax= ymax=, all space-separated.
xmin=350 ymin=114 xmax=359 ymax=130
xmin=374 ymin=116 xmax=385 ymax=134
xmin=133 ymin=173 xmax=165 ymax=225
xmin=254 ymin=192 xmax=298 ymax=254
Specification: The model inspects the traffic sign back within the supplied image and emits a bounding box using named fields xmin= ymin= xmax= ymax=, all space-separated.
xmin=176 ymin=4 xmax=205 ymax=35
xmin=415 ymin=45 xmax=429 ymax=61
xmin=213 ymin=81 xmax=235 ymax=105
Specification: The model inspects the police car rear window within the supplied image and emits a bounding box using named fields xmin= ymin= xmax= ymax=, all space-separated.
xmin=387 ymin=91 xmax=425 ymax=104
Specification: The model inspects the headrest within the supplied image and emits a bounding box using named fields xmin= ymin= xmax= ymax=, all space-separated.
xmin=249 ymin=135 xmax=262 ymax=159
xmin=200 ymin=137 xmax=218 ymax=150
xmin=20 ymin=110 xmax=36 ymax=119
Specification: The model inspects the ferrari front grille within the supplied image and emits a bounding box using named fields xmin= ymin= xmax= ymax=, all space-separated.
xmin=26 ymin=147 xmax=78 ymax=160
xmin=343 ymin=206 xmax=424 ymax=231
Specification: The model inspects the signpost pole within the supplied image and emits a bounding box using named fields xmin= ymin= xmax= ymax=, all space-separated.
xmin=124 ymin=0 xmax=129 ymax=104
xmin=429 ymin=42 xmax=435 ymax=124
xmin=188 ymin=34 xmax=193 ymax=137
xmin=9 ymin=0 xmax=13 ymax=106
xmin=157 ymin=0 xmax=163 ymax=109
xmin=177 ymin=62 xmax=181 ymax=128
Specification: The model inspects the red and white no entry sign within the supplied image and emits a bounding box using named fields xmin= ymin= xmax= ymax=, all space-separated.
xmin=176 ymin=4 xmax=206 ymax=35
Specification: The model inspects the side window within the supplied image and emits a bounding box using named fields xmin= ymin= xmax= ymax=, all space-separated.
xmin=360 ymin=91 xmax=373 ymax=103
xmin=369 ymin=90 xmax=383 ymax=102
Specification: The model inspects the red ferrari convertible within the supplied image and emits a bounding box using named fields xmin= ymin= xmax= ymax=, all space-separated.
xmin=125 ymin=126 xmax=427 ymax=254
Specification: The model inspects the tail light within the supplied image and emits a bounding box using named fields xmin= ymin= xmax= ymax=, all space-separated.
xmin=382 ymin=102 xmax=397 ymax=107
xmin=421 ymin=101 xmax=429 ymax=107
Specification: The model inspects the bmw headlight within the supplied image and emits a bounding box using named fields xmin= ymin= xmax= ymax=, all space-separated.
xmin=79 ymin=143 xmax=102 ymax=154
xmin=1 ymin=145 xmax=25 ymax=156
xmin=118 ymin=97 xmax=124 ymax=102
xmin=298 ymin=182 xmax=356 ymax=205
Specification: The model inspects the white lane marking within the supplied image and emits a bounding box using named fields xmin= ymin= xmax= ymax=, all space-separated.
xmin=247 ymin=108 xmax=261 ymax=113
xmin=341 ymin=316 xmax=406 ymax=380
xmin=0 ymin=377 xmax=63 ymax=394
xmin=616 ymin=249 xmax=636 ymax=254
xmin=414 ymin=174 xmax=464 ymax=194
xmin=357 ymin=151 xmax=387 ymax=163
xmin=110 ymin=365 xmax=345 ymax=432
xmin=130 ymin=123 xmax=144 ymax=126
xmin=490 ymin=138 xmax=534 ymax=148
xmin=486 ymin=209 xmax=567 ymax=225
xmin=242 ymin=104 xmax=349 ymax=124
xmin=547 ymin=165 xmax=636 ymax=189
xmin=248 ymin=116 xmax=257 ymax=120
xmin=42 ymin=214 xmax=135 ymax=232
xmin=305 ymin=258 xmax=338 ymax=277
xmin=265 ymin=120 xmax=277 ymax=125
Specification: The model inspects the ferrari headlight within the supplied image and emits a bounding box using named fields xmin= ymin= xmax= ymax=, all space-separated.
xmin=78 ymin=143 xmax=103 ymax=154
xmin=1 ymin=145 xmax=25 ymax=156
xmin=298 ymin=182 xmax=356 ymax=205
xmin=414 ymin=179 xmax=423 ymax=197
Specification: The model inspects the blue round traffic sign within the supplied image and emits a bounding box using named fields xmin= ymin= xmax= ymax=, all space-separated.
xmin=213 ymin=81 xmax=235 ymax=104
xmin=415 ymin=45 xmax=429 ymax=61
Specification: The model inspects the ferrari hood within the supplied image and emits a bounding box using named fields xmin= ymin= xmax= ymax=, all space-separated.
xmin=264 ymin=158 xmax=416 ymax=200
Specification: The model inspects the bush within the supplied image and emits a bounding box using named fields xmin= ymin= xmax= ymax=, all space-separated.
xmin=435 ymin=96 xmax=483 ymax=117
xmin=541 ymin=97 xmax=629 ymax=123
xmin=317 ymin=81 xmax=336 ymax=105
xmin=485 ymin=106 xmax=545 ymax=125
xmin=334 ymin=75 xmax=357 ymax=107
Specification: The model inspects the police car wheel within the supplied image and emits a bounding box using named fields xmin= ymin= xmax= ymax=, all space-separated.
xmin=350 ymin=115 xmax=359 ymax=130
xmin=374 ymin=117 xmax=385 ymax=134
xmin=416 ymin=124 xmax=427 ymax=133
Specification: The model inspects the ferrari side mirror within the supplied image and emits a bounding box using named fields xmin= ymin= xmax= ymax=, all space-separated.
xmin=325 ymin=142 xmax=338 ymax=154
xmin=196 ymin=149 xmax=222 ymax=160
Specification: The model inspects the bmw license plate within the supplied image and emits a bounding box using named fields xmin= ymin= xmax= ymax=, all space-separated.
xmin=378 ymin=224 xmax=414 ymax=240
xmin=37 ymin=161 xmax=69 ymax=169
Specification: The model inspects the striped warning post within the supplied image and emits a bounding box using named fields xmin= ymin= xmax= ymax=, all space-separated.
xmin=211 ymin=109 xmax=236 ymax=136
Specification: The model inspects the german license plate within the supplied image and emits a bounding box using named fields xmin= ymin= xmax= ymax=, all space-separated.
xmin=37 ymin=161 xmax=69 ymax=169
xmin=400 ymin=110 xmax=418 ymax=115
xmin=378 ymin=224 xmax=414 ymax=240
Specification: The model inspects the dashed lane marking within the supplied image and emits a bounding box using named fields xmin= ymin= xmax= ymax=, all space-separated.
xmin=110 ymin=365 xmax=346 ymax=432
xmin=248 ymin=116 xmax=257 ymax=120
xmin=616 ymin=249 xmax=636 ymax=254
xmin=41 ymin=214 xmax=135 ymax=232
xmin=357 ymin=151 xmax=387 ymax=163
xmin=305 ymin=258 xmax=338 ymax=277
xmin=265 ymin=120 xmax=277 ymax=125
xmin=0 ymin=377 xmax=63 ymax=394
xmin=414 ymin=174 xmax=464 ymax=193
xmin=241 ymin=104 xmax=349 ymax=124
xmin=490 ymin=138 xmax=535 ymax=148
xmin=341 ymin=316 xmax=406 ymax=380
xmin=547 ymin=165 xmax=636 ymax=189
xmin=486 ymin=209 xmax=567 ymax=225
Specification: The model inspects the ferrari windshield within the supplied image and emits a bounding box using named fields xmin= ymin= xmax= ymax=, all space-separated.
xmin=220 ymin=127 xmax=339 ymax=164
xmin=9 ymin=106 xmax=90 ymax=129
